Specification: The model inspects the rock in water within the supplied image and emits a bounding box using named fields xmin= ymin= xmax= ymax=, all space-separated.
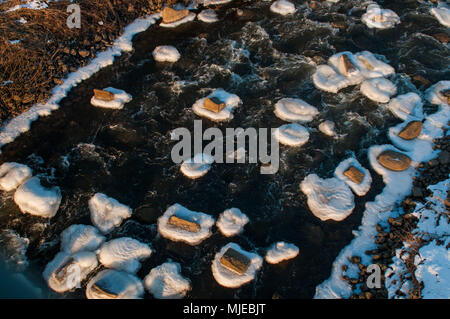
xmin=220 ymin=247 xmax=251 ymax=275
xmin=377 ymin=150 xmax=411 ymax=171
xmin=343 ymin=166 xmax=364 ymax=184
xmin=161 ymin=7 xmax=189 ymax=24
xmin=93 ymin=89 xmax=114 ymax=101
xmin=168 ymin=215 xmax=200 ymax=233
xmin=398 ymin=121 xmax=423 ymax=140
xmin=203 ymin=97 xmax=226 ymax=113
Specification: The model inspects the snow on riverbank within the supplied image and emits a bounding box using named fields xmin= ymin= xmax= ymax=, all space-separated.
xmin=0 ymin=13 xmax=161 ymax=153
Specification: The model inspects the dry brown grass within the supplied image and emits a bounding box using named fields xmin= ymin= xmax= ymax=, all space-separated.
xmin=0 ymin=0 xmax=185 ymax=124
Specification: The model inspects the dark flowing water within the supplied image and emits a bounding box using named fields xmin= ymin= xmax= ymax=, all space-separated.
xmin=0 ymin=0 xmax=448 ymax=298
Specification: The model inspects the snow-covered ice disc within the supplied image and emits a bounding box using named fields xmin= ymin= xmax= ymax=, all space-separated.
xmin=273 ymin=123 xmax=310 ymax=147
xmin=152 ymin=45 xmax=180 ymax=62
xmin=198 ymin=9 xmax=219 ymax=23
xmin=273 ymin=98 xmax=319 ymax=123
xmin=0 ymin=162 xmax=32 ymax=191
xmin=97 ymin=237 xmax=152 ymax=274
xmin=387 ymin=92 xmax=423 ymax=120
xmin=192 ymin=89 xmax=241 ymax=122
xmin=265 ymin=242 xmax=299 ymax=264
xmin=14 ymin=176 xmax=61 ymax=218
xmin=144 ymin=262 xmax=191 ymax=299
xmin=334 ymin=157 xmax=372 ymax=196
xmin=89 ymin=193 xmax=132 ymax=234
xmin=60 ymin=224 xmax=105 ymax=254
xmin=270 ymin=0 xmax=296 ymax=15
xmin=216 ymin=208 xmax=249 ymax=237
xmin=360 ymin=78 xmax=396 ymax=103
xmin=180 ymin=153 xmax=213 ymax=179
xmin=300 ymin=174 xmax=355 ymax=221
xmin=312 ymin=65 xmax=350 ymax=93
xmin=86 ymin=269 xmax=144 ymax=299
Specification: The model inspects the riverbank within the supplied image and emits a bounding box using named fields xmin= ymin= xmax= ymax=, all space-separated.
xmin=0 ymin=0 xmax=186 ymax=123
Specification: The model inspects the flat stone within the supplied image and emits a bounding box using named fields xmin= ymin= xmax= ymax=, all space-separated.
xmin=78 ymin=50 xmax=90 ymax=58
xmin=220 ymin=248 xmax=251 ymax=275
xmin=398 ymin=121 xmax=423 ymax=140
xmin=341 ymin=54 xmax=357 ymax=75
xmin=377 ymin=150 xmax=411 ymax=171
xmin=93 ymin=89 xmax=114 ymax=101
xmin=161 ymin=7 xmax=189 ymax=24
xmin=440 ymin=88 xmax=450 ymax=104
xmin=203 ymin=97 xmax=225 ymax=113
xmin=343 ymin=166 xmax=364 ymax=184
xmin=168 ymin=215 xmax=200 ymax=233
xmin=432 ymin=33 xmax=449 ymax=43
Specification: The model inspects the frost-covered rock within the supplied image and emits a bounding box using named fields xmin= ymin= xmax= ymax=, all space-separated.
xmin=144 ymin=262 xmax=191 ymax=299
xmin=152 ymin=45 xmax=180 ymax=63
xmin=328 ymin=52 xmax=364 ymax=86
xmin=0 ymin=162 xmax=32 ymax=192
xmin=198 ymin=9 xmax=219 ymax=23
xmin=430 ymin=5 xmax=450 ymax=28
xmin=202 ymin=0 xmax=233 ymax=5
xmin=273 ymin=98 xmax=319 ymax=123
xmin=318 ymin=120 xmax=336 ymax=137
xmin=334 ymin=158 xmax=372 ymax=196
xmin=43 ymin=251 xmax=98 ymax=293
xmin=270 ymin=0 xmax=296 ymax=15
xmin=14 ymin=177 xmax=61 ymax=218
xmin=362 ymin=4 xmax=400 ymax=29
xmin=300 ymin=174 xmax=355 ymax=222
xmin=216 ymin=208 xmax=249 ymax=237
xmin=158 ymin=203 xmax=215 ymax=245
xmin=273 ymin=123 xmax=309 ymax=147
xmin=425 ymin=81 xmax=450 ymax=106
xmin=90 ymin=87 xmax=132 ymax=109
xmin=312 ymin=65 xmax=349 ymax=93
xmin=387 ymin=92 xmax=423 ymax=121
xmin=360 ymin=78 xmax=396 ymax=103
xmin=60 ymin=224 xmax=105 ymax=254
xmin=192 ymin=89 xmax=241 ymax=122
xmin=86 ymin=269 xmax=144 ymax=299
xmin=89 ymin=193 xmax=132 ymax=234
xmin=180 ymin=153 xmax=213 ymax=179
xmin=265 ymin=242 xmax=299 ymax=264
xmin=160 ymin=12 xmax=196 ymax=28
xmin=97 ymin=237 xmax=152 ymax=274
xmin=211 ymin=243 xmax=263 ymax=288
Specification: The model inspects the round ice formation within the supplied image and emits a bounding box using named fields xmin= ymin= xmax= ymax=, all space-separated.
xmin=60 ymin=224 xmax=105 ymax=254
xmin=202 ymin=0 xmax=233 ymax=4
xmin=158 ymin=203 xmax=215 ymax=245
xmin=387 ymin=92 xmax=423 ymax=120
xmin=328 ymin=52 xmax=364 ymax=86
xmin=216 ymin=208 xmax=249 ymax=237
xmin=430 ymin=5 xmax=450 ymax=28
xmin=273 ymin=98 xmax=319 ymax=123
xmin=198 ymin=9 xmax=219 ymax=23
xmin=0 ymin=162 xmax=32 ymax=192
xmin=360 ymin=78 xmax=397 ymax=103
xmin=152 ymin=45 xmax=180 ymax=63
xmin=334 ymin=157 xmax=372 ymax=196
xmin=211 ymin=243 xmax=263 ymax=288
xmin=425 ymin=81 xmax=450 ymax=105
xmin=90 ymin=87 xmax=132 ymax=109
xmin=86 ymin=269 xmax=144 ymax=299
xmin=180 ymin=153 xmax=214 ymax=179
xmin=14 ymin=177 xmax=61 ymax=218
xmin=354 ymin=51 xmax=395 ymax=79
xmin=144 ymin=262 xmax=191 ymax=299
xmin=312 ymin=65 xmax=349 ymax=93
xmin=89 ymin=193 xmax=132 ymax=234
xmin=160 ymin=12 xmax=196 ymax=28
xmin=362 ymin=4 xmax=400 ymax=29
xmin=43 ymin=251 xmax=98 ymax=293
xmin=97 ymin=237 xmax=152 ymax=274
xmin=265 ymin=242 xmax=299 ymax=264
xmin=300 ymin=174 xmax=355 ymax=222
xmin=192 ymin=88 xmax=242 ymax=122
xmin=273 ymin=123 xmax=310 ymax=147
xmin=318 ymin=120 xmax=336 ymax=137
xmin=270 ymin=0 xmax=296 ymax=15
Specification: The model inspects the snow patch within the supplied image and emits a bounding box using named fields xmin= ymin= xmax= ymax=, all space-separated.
xmin=216 ymin=208 xmax=249 ymax=237
xmin=144 ymin=262 xmax=191 ymax=299
xmin=273 ymin=123 xmax=310 ymax=147
xmin=360 ymin=78 xmax=396 ymax=103
xmin=60 ymin=224 xmax=105 ymax=254
xmin=270 ymin=0 xmax=296 ymax=16
xmin=265 ymin=242 xmax=299 ymax=264
xmin=89 ymin=193 xmax=132 ymax=234
xmin=180 ymin=153 xmax=213 ymax=179
xmin=152 ymin=45 xmax=181 ymax=63
xmin=334 ymin=157 xmax=372 ymax=196
xmin=273 ymin=98 xmax=319 ymax=123
xmin=387 ymin=92 xmax=423 ymax=121
xmin=0 ymin=162 xmax=32 ymax=192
